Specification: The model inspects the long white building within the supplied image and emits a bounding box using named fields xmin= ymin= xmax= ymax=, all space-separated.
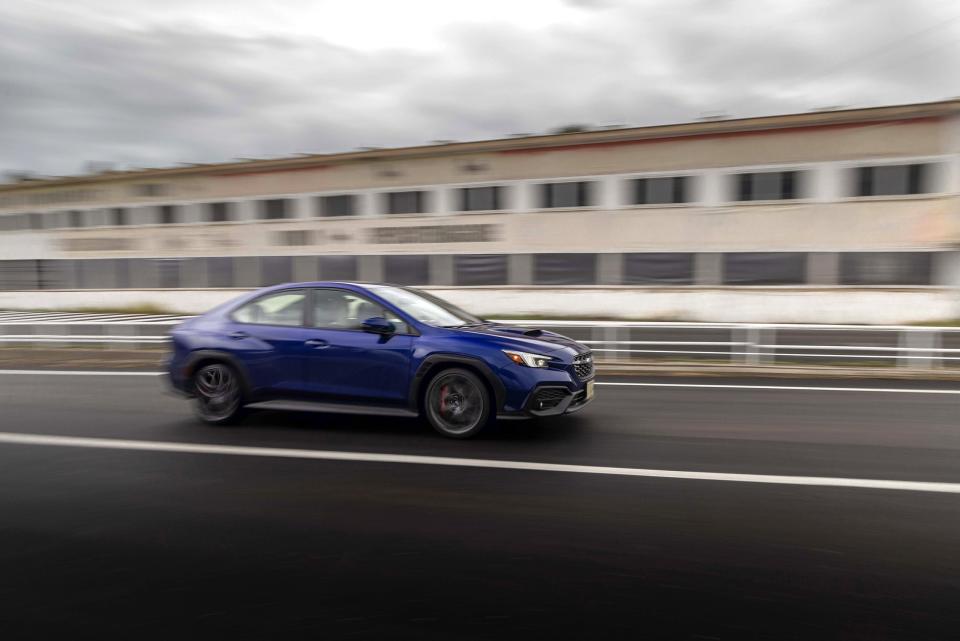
xmin=1 ymin=99 xmax=959 ymax=322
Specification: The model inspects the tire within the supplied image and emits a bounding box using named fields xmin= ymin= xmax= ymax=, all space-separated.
xmin=192 ymin=361 xmax=245 ymax=425
xmin=423 ymin=367 xmax=492 ymax=438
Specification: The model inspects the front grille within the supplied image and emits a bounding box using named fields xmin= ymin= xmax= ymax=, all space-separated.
xmin=532 ymin=387 xmax=569 ymax=411
xmin=572 ymin=352 xmax=594 ymax=379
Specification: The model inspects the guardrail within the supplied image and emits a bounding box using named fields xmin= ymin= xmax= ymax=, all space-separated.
xmin=1 ymin=312 xmax=958 ymax=370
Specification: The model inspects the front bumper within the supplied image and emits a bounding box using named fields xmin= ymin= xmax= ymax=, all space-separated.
xmin=521 ymin=379 xmax=595 ymax=417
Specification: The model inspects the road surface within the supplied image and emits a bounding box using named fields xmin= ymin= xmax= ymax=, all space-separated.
xmin=1 ymin=371 xmax=958 ymax=639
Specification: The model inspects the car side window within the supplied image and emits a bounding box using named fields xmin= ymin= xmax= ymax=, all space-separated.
xmin=312 ymin=289 xmax=409 ymax=334
xmin=232 ymin=290 xmax=306 ymax=326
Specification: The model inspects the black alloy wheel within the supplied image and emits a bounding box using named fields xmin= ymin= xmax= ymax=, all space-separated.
xmin=424 ymin=368 xmax=492 ymax=438
xmin=193 ymin=362 xmax=243 ymax=424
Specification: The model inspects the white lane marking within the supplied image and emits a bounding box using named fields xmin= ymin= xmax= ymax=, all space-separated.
xmin=0 ymin=370 xmax=163 ymax=376
xmin=0 ymin=370 xmax=956 ymax=395
xmin=0 ymin=431 xmax=957 ymax=494
xmin=596 ymin=381 xmax=960 ymax=395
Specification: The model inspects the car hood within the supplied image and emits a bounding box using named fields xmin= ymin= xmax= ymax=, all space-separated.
xmin=457 ymin=324 xmax=587 ymax=357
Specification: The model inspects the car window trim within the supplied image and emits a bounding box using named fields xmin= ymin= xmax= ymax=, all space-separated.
xmin=228 ymin=288 xmax=309 ymax=328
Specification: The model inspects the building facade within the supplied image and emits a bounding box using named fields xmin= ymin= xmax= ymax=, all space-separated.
xmin=1 ymin=99 xmax=959 ymax=322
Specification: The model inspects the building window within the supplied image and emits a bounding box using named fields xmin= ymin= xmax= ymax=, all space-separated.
xmin=454 ymin=254 xmax=508 ymax=285
xmin=110 ymin=207 xmax=127 ymax=226
xmin=840 ymin=252 xmax=933 ymax=285
xmin=623 ymin=253 xmax=694 ymax=284
xmin=723 ymin=252 xmax=807 ymax=285
xmin=735 ymin=171 xmax=801 ymax=201
xmin=854 ymin=164 xmax=932 ymax=197
xmin=206 ymin=257 xmax=235 ymax=288
xmin=384 ymin=191 xmax=429 ymax=215
xmin=319 ymin=194 xmax=356 ymax=217
xmin=383 ymin=255 xmax=430 ymax=285
xmin=159 ymin=205 xmax=178 ymax=224
xmin=260 ymin=199 xmax=291 ymax=220
xmin=319 ymin=256 xmax=358 ymax=281
xmin=208 ymin=202 xmax=231 ymax=223
xmin=459 ymin=186 xmax=503 ymax=211
xmin=533 ymin=253 xmax=597 ymax=285
xmin=260 ymin=256 xmax=293 ymax=286
xmin=69 ymin=210 xmax=84 ymax=228
xmin=631 ymin=177 xmax=690 ymax=205
xmin=540 ymin=181 xmax=593 ymax=208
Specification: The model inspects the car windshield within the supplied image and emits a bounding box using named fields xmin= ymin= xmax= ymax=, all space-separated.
xmin=368 ymin=285 xmax=483 ymax=327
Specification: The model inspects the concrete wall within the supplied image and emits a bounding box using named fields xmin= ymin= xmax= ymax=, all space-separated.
xmin=2 ymin=287 xmax=957 ymax=324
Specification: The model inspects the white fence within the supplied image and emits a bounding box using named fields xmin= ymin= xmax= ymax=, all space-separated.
xmin=1 ymin=312 xmax=958 ymax=370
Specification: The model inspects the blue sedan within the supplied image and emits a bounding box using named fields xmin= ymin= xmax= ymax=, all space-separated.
xmin=167 ymin=282 xmax=594 ymax=438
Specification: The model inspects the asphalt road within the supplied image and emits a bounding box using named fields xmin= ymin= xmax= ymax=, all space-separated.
xmin=1 ymin=372 xmax=959 ymax=639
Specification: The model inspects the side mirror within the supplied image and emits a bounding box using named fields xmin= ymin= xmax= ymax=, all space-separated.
xmin=361 ymin=316 xmax=395 ymax=334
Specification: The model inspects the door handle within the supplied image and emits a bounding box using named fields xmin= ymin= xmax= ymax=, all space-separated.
xmin=229 ymin=331 xmax=248 ymax=340
xmin=305 ymin=338 xmax=329 ymax=348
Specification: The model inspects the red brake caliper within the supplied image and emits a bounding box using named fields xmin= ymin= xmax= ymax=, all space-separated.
xmin=439 ymin=385 xmax=448 ymax=413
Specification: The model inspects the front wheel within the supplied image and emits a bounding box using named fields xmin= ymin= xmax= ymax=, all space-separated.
xmin=192 ymin=362 xmax=244 ymax=425
xmin=424 ymin=368 xmax=492 ymax=439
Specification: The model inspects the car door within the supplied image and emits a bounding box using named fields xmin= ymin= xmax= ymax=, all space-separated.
xmin=224 ymin=288 xmax=315 ymax=394
xmin=305 ymin=288 xmax=415 ymax=403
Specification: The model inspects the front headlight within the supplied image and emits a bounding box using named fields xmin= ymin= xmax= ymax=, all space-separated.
xmin=502 ymin=349 xmax=553 ymax=368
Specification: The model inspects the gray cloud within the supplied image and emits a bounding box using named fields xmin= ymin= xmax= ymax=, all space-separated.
xmin=1 ymin=0 xmax=957 ymax=177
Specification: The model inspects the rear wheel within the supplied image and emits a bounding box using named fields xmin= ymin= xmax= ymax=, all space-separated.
xmin=192 ymin=362 xmax=244 ymax=425
xmin=424 ymin=368 xmax=492 ymax=438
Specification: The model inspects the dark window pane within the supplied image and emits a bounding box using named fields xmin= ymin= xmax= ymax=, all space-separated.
xmin=533 ymin=253 xmax=597 ymax=285
xmin=631 ymin=177 xmax=691 ymax=205
xmin=260 ymin=256 xmax=293 ymax=285
xmin=69 ymin=210 xmax=84 ymax=228
xmin=385 ymin=191 xmax=427 ymax=215
xmin=735 ymin=171 xmax=803 ymax=201
xmin=319 ymin=255 xmax=357 ymax=281
xmin=261 ymin=199 xmax=290 ymax=220
xmin=633 ymin=179 xmax=648 ymax=205
xmin=110 ymin=208 xmax=127 ymax=226
xmin=738 ymin=174 xmax=752 ymax=201
xmin=839 ymin=252 xmax=933 ymax=285
xmin=383 ymin=255 xmax=429 ymax=285
xmin=460 ymin=186 xmax=502 ymax=211
xmin=208 ymin=202 xmax=231 ymax=222
xmin=37 ymin=259 xmax=69 ymax=289
xmin=454 ymin=254 xmax=508 ymax=285
xmin=854 ymin=164 xmax=934 ymax=197
xmin=908 ymin=164 xmax=923 ymax=194
xmin=207 ymin=257 xmax=234 ymax=287
xmin=857 ymin=167 xmax=872 ymax=197
xmin=112 ymin=258 xmax=130 ymax=288
xmin=623 ymin=253 xmax=694 ymax=284
xmin=157 ymin=259 xmax=181 ymax=288
xmin=159 ymin=205 xmax=177 ymax=224
xmin=723 ymin=253 xmax=807 ymax=284
xmin=319 ymin=194 xmax=356 ymax=217
xmin=542 ymin=182 xmax=592 ymax=208
xmin=543 ymin=182 xmax=591 ymax=208
xmin=673 ymin=176 xmax=688 ymax=203
xmin=0 ymin=260 xmax=39 ymax=290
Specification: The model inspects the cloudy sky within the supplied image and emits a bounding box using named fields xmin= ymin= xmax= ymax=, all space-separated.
xmin=2 ymin=0 xmax=959 ymax=177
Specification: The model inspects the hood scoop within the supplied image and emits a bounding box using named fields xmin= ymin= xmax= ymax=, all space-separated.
xmin=489 ymin=326 xmax=545 ymax=337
